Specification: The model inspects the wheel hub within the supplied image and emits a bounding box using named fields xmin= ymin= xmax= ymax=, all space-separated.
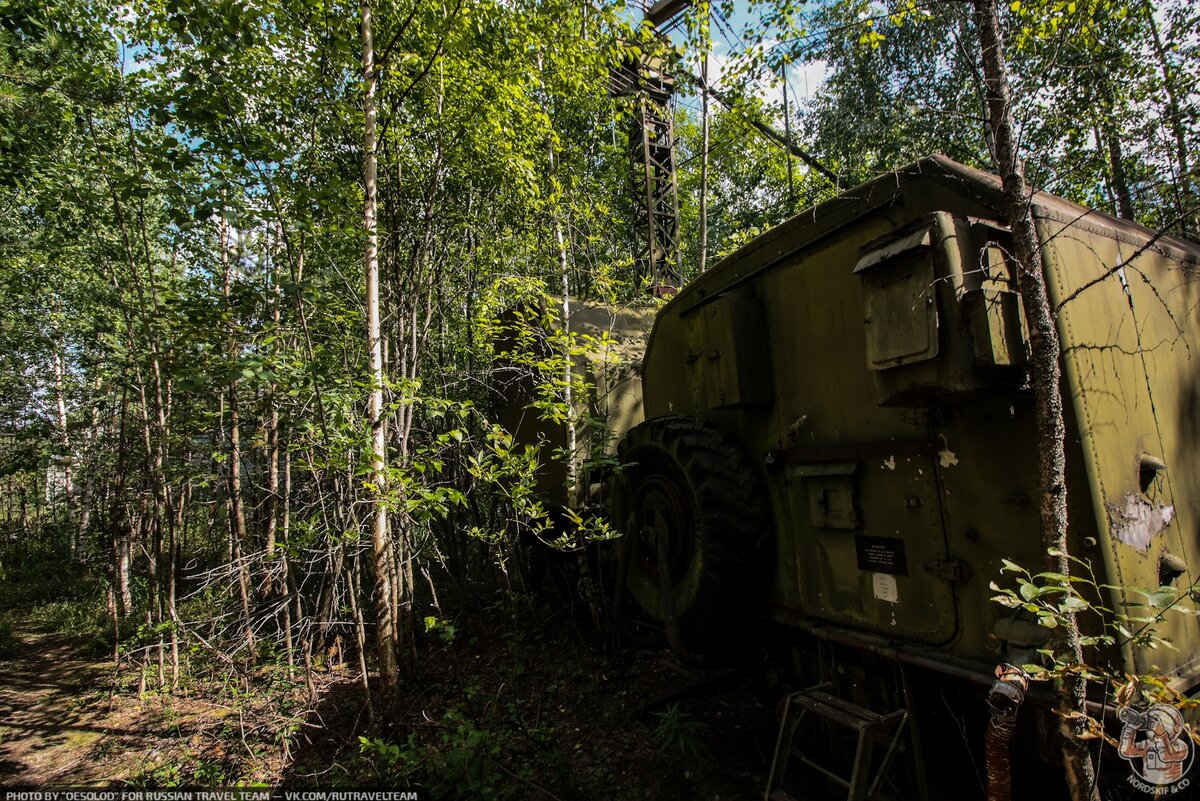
xmin=633 ymin=473 xmax=692 ymax=583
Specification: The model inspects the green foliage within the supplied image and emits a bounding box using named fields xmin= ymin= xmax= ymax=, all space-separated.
xmin=358 ymin=711 xmax=510 ymax=800
xmin=652 ymin=703 xmax=711 ymax=763
xmin=989 ymin=545 xmax=1200 ymax=751
xmin=990 ymin=548 xmax=1200 ymax=682
xmin=27 ymin=597 xmax=104 ymax=637
xmin=1 ymin=558 xmax=108 ymax=645
xmin=125 ymin=757 xmax=238 ymax=790
xmin=1 ymin=2 xmax=1194 ymax=793
xmin=125 ymin=761 xmax=184 ymax=788
xmin=0 ymin=557 xmax=89 ymax=610
xmin=191 ymin=759 xmax=232 ymax=786
xmin=478 ymin=284 xmax=632 ymax=553
xmin=800 ymin=0 xmax=1198 ymax=234
xmin=424 ymin=615 xmax=458 ymax=645
xmin=0 ymin=613 xmax=18 ymax=658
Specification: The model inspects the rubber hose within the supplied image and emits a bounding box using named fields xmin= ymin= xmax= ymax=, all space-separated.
xmin=986 ymin=663 xmax=1030 ymax=801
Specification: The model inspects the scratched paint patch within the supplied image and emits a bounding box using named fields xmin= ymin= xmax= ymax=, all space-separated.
xmin=1109 ymin=494 xmax=1175 ymax=552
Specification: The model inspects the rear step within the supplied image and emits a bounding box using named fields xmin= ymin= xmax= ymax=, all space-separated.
xmin=764 ymin=683 xmax=911 ymax=801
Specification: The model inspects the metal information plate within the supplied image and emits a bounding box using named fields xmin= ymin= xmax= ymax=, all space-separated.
xmin=855 ymin=535 xmax=908 ymax=576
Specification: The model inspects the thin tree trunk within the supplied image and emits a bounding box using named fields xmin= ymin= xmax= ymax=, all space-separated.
xmin=546 ymin=130 xmax=609 ymax=644
xmin=973 ymin=2 xmax=1098 ymax=799
xmin=1105 ymin=129 xmax=1135 ymax=221
xmin=117 ymin=527 xmax=133 ymax=616
xmin=220 ymin=211 xmax=255 ymax=659
xmin=698 ymin=6 xmax=710 ymax=274
xmin=550 ymin=184 xmax=576 ymax=506
xmin=50 ymin=346 xmax=78 ymax=559
xmin=218 ymin=394 xmax=233 ymax=566
xmin=782 ymin=69 xmax=794 ymax=209
xmin=280 ymin=446 xmax=295 ymax=678
xmin=169 ymin=478 xmax=187 ymax=688
xmin=362 ymin=0 xmax=402 ymax=719
xmin=265 ymin=274 xmax=281 ymax=562
xmin=108 ymin=584 xmax=120 ymax=664
xmin=113 ymin=378 xmax=133 ymax=617
xmin=347 ymin=558 xmax=373 ymax=722
xmin=1142 ymin=0 xmax=1195 ymax=233
xmin=92 ymin=115 xmax=177 ymax=651
xmin=75 ymin=378 xmax=103 ymax=562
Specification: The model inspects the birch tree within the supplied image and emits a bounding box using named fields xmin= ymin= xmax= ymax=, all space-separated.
xmin=974 ymin=0 xmax=1098 ymax=796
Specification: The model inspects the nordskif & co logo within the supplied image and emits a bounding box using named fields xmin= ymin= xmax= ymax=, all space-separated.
xmin=1117 ymin=702 xmax=1193 ymax=794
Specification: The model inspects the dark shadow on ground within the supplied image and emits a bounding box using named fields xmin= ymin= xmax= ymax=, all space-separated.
xmin=0 ymin=628 xmax=114 ymax=787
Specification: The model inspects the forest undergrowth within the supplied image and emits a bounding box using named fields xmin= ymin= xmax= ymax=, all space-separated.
xmin=0 ymin=554 xmax=773 ymax=800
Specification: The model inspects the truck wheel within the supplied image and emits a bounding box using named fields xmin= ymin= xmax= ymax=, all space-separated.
xmin=612 ymin=417 xmax=769 ymax=654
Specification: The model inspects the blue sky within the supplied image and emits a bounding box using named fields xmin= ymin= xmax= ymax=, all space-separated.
xmin=638 ymin=0 xmax=829 ymax=112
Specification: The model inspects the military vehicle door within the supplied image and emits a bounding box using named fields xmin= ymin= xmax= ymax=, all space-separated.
xmin=774 ymin=439 xmax=959 ymax=645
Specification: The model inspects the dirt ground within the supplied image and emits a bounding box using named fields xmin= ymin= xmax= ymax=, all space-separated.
xmin=0 ymin=626 xmax=116 ymax=784
xmin=0 ymin=610 xmax=782 ymax=798
xmin=0 ymin=607 xmax=1118 ymax=800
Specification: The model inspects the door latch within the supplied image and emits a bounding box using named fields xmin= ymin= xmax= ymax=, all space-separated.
xmin=924 ymin=556 xmax=972 ymax=583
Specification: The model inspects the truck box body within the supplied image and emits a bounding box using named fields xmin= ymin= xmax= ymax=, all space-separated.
xmin=637 ymin=155 xmax=1200 ymax=684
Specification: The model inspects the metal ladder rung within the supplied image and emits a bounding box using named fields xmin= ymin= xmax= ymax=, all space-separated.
xmin=792 ymin=689 xmax=893 ymax=731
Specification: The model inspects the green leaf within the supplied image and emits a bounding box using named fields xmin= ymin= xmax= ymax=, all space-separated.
xmin=1148 ymin=589 xmax=1179 ymax=609
xmin=1059 ymin=594 xmax=1089 ymax=612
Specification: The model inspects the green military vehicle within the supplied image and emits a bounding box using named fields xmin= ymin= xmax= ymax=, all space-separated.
xmin=504 ymin=155 xmax=1200 ymax=797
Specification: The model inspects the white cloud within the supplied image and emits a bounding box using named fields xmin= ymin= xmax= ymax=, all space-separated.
xmin=787 ymin=59 xmax=828 ymax=104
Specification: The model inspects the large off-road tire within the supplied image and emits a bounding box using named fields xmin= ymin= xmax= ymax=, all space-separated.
xmin=611 ymin=416 xmax=770 ymax=653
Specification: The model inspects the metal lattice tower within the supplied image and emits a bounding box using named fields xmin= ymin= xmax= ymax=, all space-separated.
xmin=611 ymin=0 xmax=689 ymax=295
xmin=611 ymin=0 xmax=839 ymax=294
xmin=613 ymin=57 xmax=681 ymax=293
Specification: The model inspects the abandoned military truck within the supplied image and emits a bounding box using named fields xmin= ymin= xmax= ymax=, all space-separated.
xmin=504 ymin=154 xmax=1200 ymax=796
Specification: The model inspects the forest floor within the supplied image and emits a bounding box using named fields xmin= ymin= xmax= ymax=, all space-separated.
xmin=0 ymin=624 xmax=117 ymax=784
xmin=0 ymin=594 xmax=782 ymax=800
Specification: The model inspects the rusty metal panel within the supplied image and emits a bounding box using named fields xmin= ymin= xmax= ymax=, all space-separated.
xmin=745 ymin=207 xmax=961 ymax=643
xmin=961 ymin=219 xmax=1027 ymax=369
xmin=928 ymin=395 xmax=1061 ymax=663
xmin=779 ymin=444 xmax=956 ymax=643
xmin=793 ymin=460 xmax=859 ymax=529
xmin=862 ymin=251 xmax=939 ymax=369
xmin=630 ymin=156 xmax=1200 ymax=677
xmin=1044 ymin=214 xmax=1200 ymax=681
xmin=859 ymin=212 xmax=1027 ymax=406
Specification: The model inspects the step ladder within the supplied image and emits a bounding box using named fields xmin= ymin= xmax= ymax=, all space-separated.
xmin=765 ymin=682 xmax=911 ymax=801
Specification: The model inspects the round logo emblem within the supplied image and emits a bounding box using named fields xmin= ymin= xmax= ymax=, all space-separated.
xmin=1117 ymin=702 xmax=1193 ymax=794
